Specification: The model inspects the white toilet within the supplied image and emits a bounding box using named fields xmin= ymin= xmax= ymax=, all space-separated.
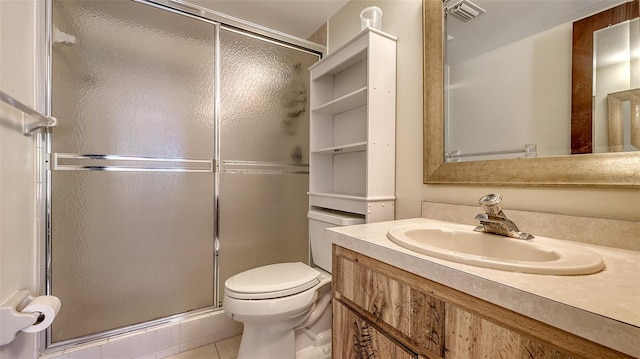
xmin=223 ymin=209 xmax=364 ymax=359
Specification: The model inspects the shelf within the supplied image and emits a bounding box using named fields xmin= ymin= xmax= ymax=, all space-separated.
xmin=312 ymin=87 xmax=367 ymax=115
xmin=309 ymin=192 xmax=396 ymax=201
xmin=309 ymin=29 xmax=396 ymax=223
xmin=311 ymin=142 xmax=367 ymax=154
xmin=309 ymin=192 xmax=397 ymax=217
xmin=309 ymin=28 xmax=397 ymax=80
xmin=309 ymin=192 xmax=367 ymax=201
xmin=310 ymin=49 xmax=367 ymax=80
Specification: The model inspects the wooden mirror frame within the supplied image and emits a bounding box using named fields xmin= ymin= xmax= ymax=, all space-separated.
xmin=423 ymin=0 xmax=640 ymax=188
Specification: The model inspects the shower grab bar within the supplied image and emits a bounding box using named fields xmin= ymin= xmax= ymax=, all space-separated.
xmin=51 ymin=153 xmax=214 ymax=172
xmin=445 ymin=144 xmax=537 ymax=162
xmin=0 ymin=90 xmax=57 ymax=136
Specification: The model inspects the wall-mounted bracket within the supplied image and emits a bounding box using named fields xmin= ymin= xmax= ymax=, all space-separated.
xmin=0 ymin=290 xmax=39 ymax=346
xmin=0 ymin=90 xmax=57 ymax=136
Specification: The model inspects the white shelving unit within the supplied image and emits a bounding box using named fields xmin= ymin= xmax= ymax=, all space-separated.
xmin=308 ymin=28 xmax=397 ymax=223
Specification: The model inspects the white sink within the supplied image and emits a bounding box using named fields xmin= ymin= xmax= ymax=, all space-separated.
xmin=386 ymin=222 xmax=605 ymax=275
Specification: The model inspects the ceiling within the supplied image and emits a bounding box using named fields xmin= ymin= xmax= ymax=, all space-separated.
xmin=190 ymin=0 xmax=350 ymax=39
xmin=446 ymin=0 xmax=631 ymax=64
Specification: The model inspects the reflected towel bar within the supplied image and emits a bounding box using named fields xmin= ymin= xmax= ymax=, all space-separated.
xmin=446 ymin=144 xmax=537 ymax=162
xmin=0 ymin=90 xmax=57 ymax=136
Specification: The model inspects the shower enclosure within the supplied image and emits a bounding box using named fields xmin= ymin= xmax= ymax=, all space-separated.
xmin=47 ymin=0 xmax=319 ymax=347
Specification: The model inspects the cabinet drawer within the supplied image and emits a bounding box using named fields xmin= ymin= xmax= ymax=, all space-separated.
xmin=333 ymin=300 xmax=417 ymax=359
xmin=334 ymin=251 xmax=445 ymax=356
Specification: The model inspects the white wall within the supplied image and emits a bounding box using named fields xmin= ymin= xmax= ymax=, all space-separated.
xmin=0 ymin=0 xmax=40 ymax=358
xmin=328 ymin=0 xmax=640 ymax=223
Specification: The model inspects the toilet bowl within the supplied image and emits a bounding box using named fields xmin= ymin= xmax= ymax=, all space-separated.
xmin=223 ymin=208 xmax=364 ymax=359
xmin=223 ymin=262 xmax=332 ymax=359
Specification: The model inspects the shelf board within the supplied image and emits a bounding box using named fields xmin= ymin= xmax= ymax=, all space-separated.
xmin=309 ymin=192 xmax=396 ymax=201
xmin=310 ymin=49 xmax=367 ymax=80
xmin=312 ymin=87 xmax=367 ymax=115
xmin=308 ymin=192 xmax=367 ymax=201
xmin=311 ymin=141 xmax=367 ymax=154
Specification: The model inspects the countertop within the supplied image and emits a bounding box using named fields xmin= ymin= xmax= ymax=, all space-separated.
xmin=326 ymin=218 xmax=640 ymax=357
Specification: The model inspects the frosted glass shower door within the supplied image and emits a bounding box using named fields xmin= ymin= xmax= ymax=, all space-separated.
xmin=50 ymin=0 xmax=216 ymax=343
xmin=217 ymin=29 xmax=320 ymax=296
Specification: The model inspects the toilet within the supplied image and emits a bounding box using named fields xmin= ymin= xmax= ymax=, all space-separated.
xmin=223 ymin=209 xmax=365 ymax=359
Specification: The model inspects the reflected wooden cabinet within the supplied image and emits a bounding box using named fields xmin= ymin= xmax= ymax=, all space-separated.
xmin=332 ymin=245 xmax=632 ymax=359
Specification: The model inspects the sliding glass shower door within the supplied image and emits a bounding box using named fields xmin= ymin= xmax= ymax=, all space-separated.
xmin=217 ymin=28 xmax=318 ymax=296
xmin=48 ymin=0 xmax=320 ymax=346
xmin=49 ymin=0 xmax=216 ymax=343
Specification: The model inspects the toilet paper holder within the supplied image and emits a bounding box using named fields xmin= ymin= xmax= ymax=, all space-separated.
xmin=0 ymin=290 xmax=43 ymax=346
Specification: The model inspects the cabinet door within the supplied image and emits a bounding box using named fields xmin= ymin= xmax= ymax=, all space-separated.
xmin=444 ymin=304 xmax=573 ymax=359
xmin=333 ymin=300 xmax=417 ymax=359
xmin=334 ymin=254 xmax=445 ymax=355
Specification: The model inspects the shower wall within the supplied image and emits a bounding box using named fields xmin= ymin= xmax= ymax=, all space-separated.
xmin=49 ymin=0 xmax=318 ymax=347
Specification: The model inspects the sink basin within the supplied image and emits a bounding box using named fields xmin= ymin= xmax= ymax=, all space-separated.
xmin=386 ymin=222 xmax=605 ymax=275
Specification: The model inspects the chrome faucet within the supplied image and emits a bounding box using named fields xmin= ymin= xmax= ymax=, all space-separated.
xmin=474 ymin=193 xmax=534 ymax=240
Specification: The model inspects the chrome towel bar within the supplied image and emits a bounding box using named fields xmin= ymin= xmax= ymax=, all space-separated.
xmin=51 ymin=153 xmax=214 ymax=173
xmin=0 ymin=90 xmax=57 ymax=136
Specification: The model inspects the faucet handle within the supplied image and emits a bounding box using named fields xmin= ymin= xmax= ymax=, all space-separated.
xmin=478 ymin=193 xmax=502 ymax=216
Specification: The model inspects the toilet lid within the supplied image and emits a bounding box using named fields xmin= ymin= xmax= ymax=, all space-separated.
xmin=225 ymin=262 xmax=320 ymax=300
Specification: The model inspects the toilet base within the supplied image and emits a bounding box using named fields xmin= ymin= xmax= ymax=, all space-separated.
xmin=237 ymin=326 xmax=332 ymax=359
xmin=296 ymin=340 xmax=331 ymax=359
xmin=235 ymin=288 xmax=332 ymax=359
xmin=237 ymin=322 xmax=296 ymax=359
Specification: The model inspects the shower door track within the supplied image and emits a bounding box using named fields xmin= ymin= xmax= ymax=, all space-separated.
xmin=144 ymin=0 xmax=324 ymax=55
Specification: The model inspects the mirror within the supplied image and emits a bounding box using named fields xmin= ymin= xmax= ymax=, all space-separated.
xmin=423 ymin=0 xmax=640 ymax=187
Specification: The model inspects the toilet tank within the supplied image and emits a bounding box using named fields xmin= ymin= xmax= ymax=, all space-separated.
xmin=308 ymin=208 xmax=365 ymax=273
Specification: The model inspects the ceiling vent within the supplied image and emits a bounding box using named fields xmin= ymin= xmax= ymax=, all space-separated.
xmin=447 ymin=0 xmax=485 ymax=22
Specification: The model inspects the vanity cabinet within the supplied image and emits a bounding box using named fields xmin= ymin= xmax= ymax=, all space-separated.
xmin=308 ymin=28 xmax=396 ymax=222
xmin=332 ymin=245 xmax=632 ymax=359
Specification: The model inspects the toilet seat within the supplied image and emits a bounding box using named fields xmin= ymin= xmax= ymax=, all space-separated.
xmin=225 ymin=262 xmax=321 ymax=300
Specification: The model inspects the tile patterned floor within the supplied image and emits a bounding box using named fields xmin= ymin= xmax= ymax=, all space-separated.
xmin=166 ymin=335 xmax=240 ymax=359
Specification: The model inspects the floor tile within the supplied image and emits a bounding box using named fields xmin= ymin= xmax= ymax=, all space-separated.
xmin=165 ymin=343 xmax=219 ymax=359
xmin=214 ymin=335 xmax=241 ymax=359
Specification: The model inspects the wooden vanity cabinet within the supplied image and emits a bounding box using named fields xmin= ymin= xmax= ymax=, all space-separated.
xmin=332 ymin=245 xmax=632 ymax=359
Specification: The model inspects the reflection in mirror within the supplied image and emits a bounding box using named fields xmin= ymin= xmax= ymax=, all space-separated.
xmin=594 ymin=19 xmax=639 ymax=152
xmin=443 ymin=0 xmax=638 ymax=162
xmin=423 ymin=0 xmax=640 ymax=187
xmin=607 ymin=88 xmax=640 ymax=151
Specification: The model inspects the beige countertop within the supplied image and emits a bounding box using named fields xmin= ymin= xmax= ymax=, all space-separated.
xmin=327 ymin=217 xmax=640 ymax=357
